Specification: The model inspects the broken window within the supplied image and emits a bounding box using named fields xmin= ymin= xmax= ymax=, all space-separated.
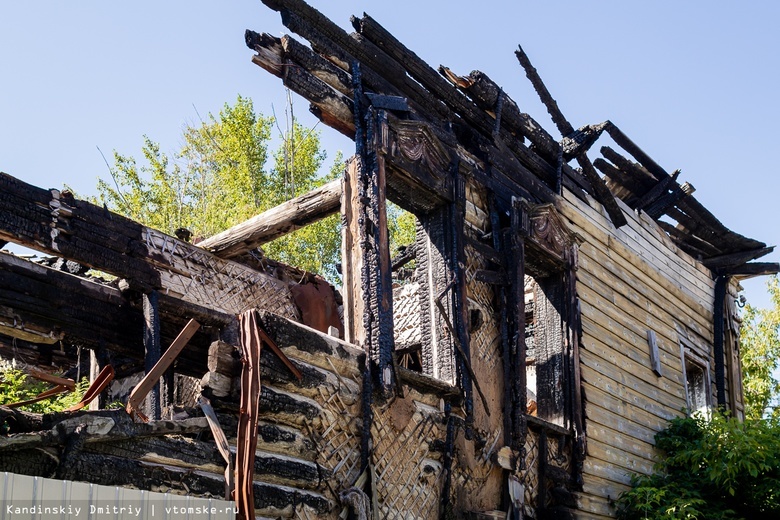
xmin=680 ymin=344 xmax=712 ymax=415
xmin=524 ymin=273 xmax=567 ymax=427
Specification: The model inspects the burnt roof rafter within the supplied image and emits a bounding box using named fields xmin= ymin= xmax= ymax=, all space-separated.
xmin=251 ymin=0 xmax=777 ymax=276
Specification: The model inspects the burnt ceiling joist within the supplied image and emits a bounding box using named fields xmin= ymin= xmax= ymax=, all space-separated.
xmin=250 ymin=0 xmax=776 ymax=277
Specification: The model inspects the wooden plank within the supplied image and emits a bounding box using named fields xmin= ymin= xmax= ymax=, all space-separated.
xmin=26 ymin=369 xmax=75 ymax=391
xmin=647 ymin=330 xmax=662 ymax=377
xmin=127 ymin=319 xmax=201 ymax=421
xmin=564 ymin=187 xmax=715 ymax=297
xmin=577 ymin=270 xmax=705 ymax=373
xmin=579 ymin=301 xmax=683 ymax=385
xmin=199 ymin=179 xmax=341 ymax=258
xmin=581 ymin=355 xmax=684 ymax=421
xmin=576 ymin=243 xmax=712 ymax=338
xmin=560 ymin=199 xmax=714 ymax=333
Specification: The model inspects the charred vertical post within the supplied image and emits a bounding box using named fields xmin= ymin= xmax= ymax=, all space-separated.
xmin=142 ymin=291 xmax=162 ymax=421
xmin=88 ymin=341 xmax=109 ymax=411
xmin=508 ymin=198 xmax=528 ymax=450
xmin=342 ymin=63 xmax=396 ymax=397
xmin=713 ymin=276 xmax=728 ymax=408
xmin=451 ymin=167 xmax=474 ymax=436
xmin=565 ymin=245 xmax=586 ymax=487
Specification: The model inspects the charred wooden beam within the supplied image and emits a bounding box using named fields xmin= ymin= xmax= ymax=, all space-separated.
xmin=561 ymin=122 xmax=609 ymax=161
xmin=604 ymin=121 xmax=670 ymax=182
xmin=0 ymin=252 xmax=229 ymax=376
xmin=0 ymin=172 xmax=298 ymax=319
xmin=438 ymin=67 xmax=558 ymax=160
xmin=515 ymin=47 xmax=626 ymax=227
xmin=717 ymin=262 xmax=780 ymax=277
xmin=643 ymin=181 xmax=695 ymax=219
xmin=263 ymin=0 xmax=450 ymax=121
xmin=632 ymin=171 xmax=681 ymax=211
xmin=247 ymin=31 xmax=356 ymax=138
xmin=702 ymin=246 xmax=775 ymax=270
xmin=142 ymin=291 xmax=162 ymax=420
xmin=199 ymin=178 xmax=341 ymax=258
xmin=344 ymin=102 xmax=397 ymax=396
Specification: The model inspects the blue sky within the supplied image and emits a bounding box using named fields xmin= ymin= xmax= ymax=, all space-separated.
xmin=1 ymin=1 xmax=778 ymax=310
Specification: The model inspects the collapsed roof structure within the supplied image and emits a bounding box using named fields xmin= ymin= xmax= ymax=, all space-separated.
xmin=0 ymin=1 xmax=776 ymax=519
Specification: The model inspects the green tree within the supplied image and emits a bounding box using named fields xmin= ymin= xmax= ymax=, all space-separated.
xmin=615 ymin=414 xmax=780 ymax=520
xmin=0 ymin=366 xmax=89 ymax=414
xmin=95 ymin=95 xmax=344 ymax=280
xmin=740 ymin=275 xmax=780 ymax=421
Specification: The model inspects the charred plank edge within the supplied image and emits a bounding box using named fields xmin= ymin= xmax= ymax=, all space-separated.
xmin=514 ymin=48 xmax=626 ymax=227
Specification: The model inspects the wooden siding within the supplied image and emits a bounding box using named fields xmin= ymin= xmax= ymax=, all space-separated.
xmin=559 ymin=191 xmax=725 ymax=519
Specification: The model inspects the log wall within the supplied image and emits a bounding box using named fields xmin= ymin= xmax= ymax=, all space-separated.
xmin=559 ymin=190 xmax=722 ymax=519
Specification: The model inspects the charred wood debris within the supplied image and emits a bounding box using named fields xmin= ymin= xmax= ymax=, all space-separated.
xmin=0 ymin=0 xmax=777 ymax=518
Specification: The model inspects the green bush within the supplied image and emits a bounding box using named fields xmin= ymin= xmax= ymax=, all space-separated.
xmin=615 ymin=413 xmax=780 ymax=520
xmin=0 ymin=367 xmax=89 ymax=414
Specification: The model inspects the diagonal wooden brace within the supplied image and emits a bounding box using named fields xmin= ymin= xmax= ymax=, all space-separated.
xmin=126 ymin=319 xmax=200 ymax=422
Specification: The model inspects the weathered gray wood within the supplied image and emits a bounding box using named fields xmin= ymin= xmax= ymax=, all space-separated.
xmin=199 ymin=178 xmax=342 ymax=258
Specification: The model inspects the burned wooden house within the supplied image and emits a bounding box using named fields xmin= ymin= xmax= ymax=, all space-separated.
xmin=1 ymin=1 xmax=777 ymax=518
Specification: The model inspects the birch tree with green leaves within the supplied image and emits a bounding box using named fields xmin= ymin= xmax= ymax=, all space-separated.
xmin=95 ymin=95 xmax=343 ymax=280
xmin=740 ymin=275 xmax=780 ymax=421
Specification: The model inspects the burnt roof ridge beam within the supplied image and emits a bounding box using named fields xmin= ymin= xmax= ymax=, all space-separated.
xmin=515 ymin=46 xmax=626 ymax=227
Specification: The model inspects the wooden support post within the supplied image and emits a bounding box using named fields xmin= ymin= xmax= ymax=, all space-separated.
xmin=714 ymin=276 xmax=727 ymax=408
xmin=341 ymin=72 xmax=396 ymax=397
xmin=508 ymin=198 xmax=528 ymax=451
xmin=451 ymin=171 xmax=474 ymax=434
xmin=143 ymin=291 xmax=162 ymax=421
xmin=88 ymin=343 xmax=109 ymax=410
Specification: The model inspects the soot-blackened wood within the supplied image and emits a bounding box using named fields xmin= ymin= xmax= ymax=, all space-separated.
xmin=143 ymin=291 xmax=162 ymax=421
xmin=507 ymin=199 xmax=528 ymax=452
xmin=534 ymin=276 xmax=565 ymax=427
xmin=0 ymin=255 xmax=219 ymax=377
xmin=0 ymin=173 xmax=298 ymax=319
xmin=565 ymin=249 xmax=585 ymax=488
xmin=515 ymin=48 xmax=626 ymax=227
xmin=717 ymin=262 xmax=780 ymax=277
xmin=451 ymin=171 xmax=474 ymax=435
xmin=343 ymin=81 xmax=396 ymax=395
xmin=644 ymin=181 xmax=695 ymax=220
xmin=515 ymin=46 xmax=574 ymax=137
xmin=266 ymin=0 xmax=450 ymax=120
xmin=703 ymin=246 xmax=775 ymax=270
xmin=604 ymin=121 xmax=670 ymax=182
xmin=439 ymin=67 xmax=559 ymax=160
xmin=576 ymin=157 xmax=627 ymax=228
xmin=633 ymin=172 xmax=679 ymax=211
xmin=714 ymin=276 xmax=727 ymax=408
xmin=561 ymin=122 xmax=609 ymax=161
xmin=199 ymin=178 xmax=341 ymax=258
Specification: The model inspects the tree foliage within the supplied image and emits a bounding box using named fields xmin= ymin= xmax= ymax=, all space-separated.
xmin=0 ymin=367 xmax=89 ymax=414
xmin=95 ymin=95 xmax=343 ymax=279
xmin=615 ymin=414 xmax=780 ymax=520
xmin=740 ymin=275 xmax=780 ymax=421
